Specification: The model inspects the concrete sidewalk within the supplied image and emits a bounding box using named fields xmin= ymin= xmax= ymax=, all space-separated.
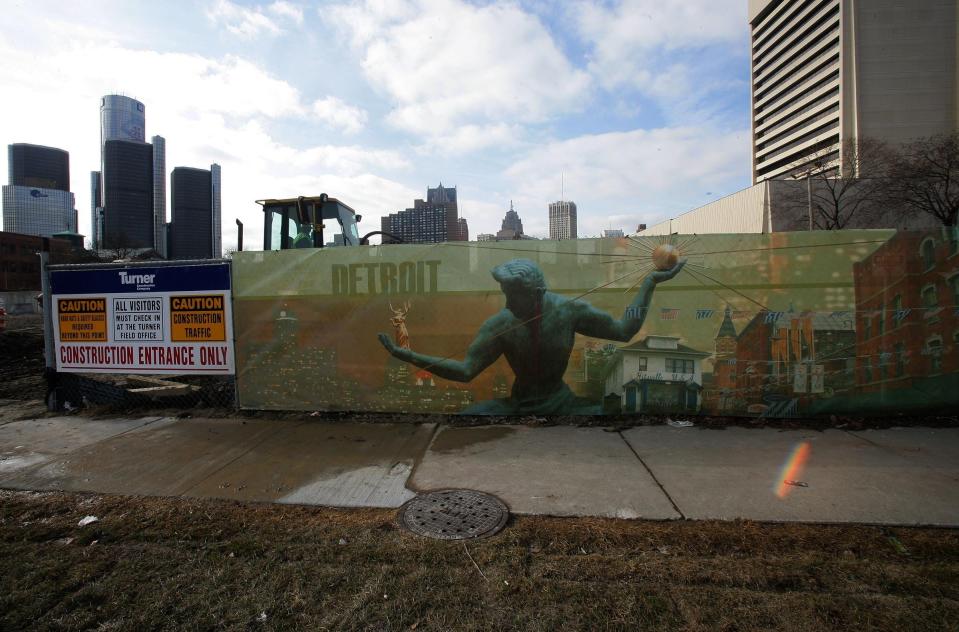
xmin=1 ymin=411 xmax=957 ymax=526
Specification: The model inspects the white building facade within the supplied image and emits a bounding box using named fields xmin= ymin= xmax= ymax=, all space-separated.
xmin=604 ymin=335 xmax=710 ymax=414
xmin=548 ymin=200 xmax=577 ymax=240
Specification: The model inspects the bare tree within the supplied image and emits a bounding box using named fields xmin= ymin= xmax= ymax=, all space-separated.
xmin=779 ymin=137 xmax=893 ymax=230
xmin=101 ymin=231 xmax=138 ymax=262
xmin=887 ymin=132 xmax=959 ymax=227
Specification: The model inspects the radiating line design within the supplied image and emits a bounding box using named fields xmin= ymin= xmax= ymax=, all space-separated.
xmin=683 ymin=262 xmax=771 ymax=313
xmin=693 ymin=239 xmax=888 ymax=257
xmin=435 ymin=241 xmax=651 ymax=258
xmin=621 ymin=264 xmax=655 ymax=294
xmin=625 ymin=236 xmax=656 ymax=254
xmin=683 ymin=266 xmax=747 ymax=311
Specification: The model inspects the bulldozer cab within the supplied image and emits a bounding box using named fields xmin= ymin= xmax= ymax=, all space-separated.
xmin=258 ymin=195 xmax=361 ymax=250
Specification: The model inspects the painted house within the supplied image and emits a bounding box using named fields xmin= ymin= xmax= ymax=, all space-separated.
xmin=604 ymin=335 xmax=710 ymax=414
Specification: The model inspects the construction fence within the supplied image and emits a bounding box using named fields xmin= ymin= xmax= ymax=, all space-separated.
xmin=44 ymin=259 xmax=236 ymax=412
xmin=40 ymin=229 xmax=959 ymax=418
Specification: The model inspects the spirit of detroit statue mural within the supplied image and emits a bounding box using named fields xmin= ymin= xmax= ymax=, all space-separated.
xmin=377 ymin=257 xmax=686 ymax=414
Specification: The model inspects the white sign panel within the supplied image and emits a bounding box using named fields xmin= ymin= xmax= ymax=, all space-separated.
xmin=50 ymin=263 xmax=234 ymax=375
xmin=793 ymin=363 xmax=808 ymax=393
xmin=810 ymin=364 xmax=825 ymax=394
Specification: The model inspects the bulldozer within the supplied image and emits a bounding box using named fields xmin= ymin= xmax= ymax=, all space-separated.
xmin=256 ymin=194 xmax=401 ymax=250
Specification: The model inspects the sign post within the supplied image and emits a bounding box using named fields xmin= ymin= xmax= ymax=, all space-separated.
xmin=40 ymin=245 xmax=57 ymax=410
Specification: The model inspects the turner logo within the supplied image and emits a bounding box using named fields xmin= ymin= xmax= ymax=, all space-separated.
xmin=118 ymin=271 xmax=156 ymax=290
xmin=30 ymin=189 xmax=49 ymax=198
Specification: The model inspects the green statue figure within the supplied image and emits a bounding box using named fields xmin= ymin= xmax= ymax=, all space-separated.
xmin=377 ymin=257 xmax=686 ymax=414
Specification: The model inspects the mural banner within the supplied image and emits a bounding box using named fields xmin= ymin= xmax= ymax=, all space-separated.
xmin=232 ymin=229 xmax=959 ymax=417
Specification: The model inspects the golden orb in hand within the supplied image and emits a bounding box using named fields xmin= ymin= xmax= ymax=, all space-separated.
xmin=651 ymin=244 xmax=679 ymax=271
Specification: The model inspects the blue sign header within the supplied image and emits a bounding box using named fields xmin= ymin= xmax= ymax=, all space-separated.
xmin=51 ymin=263 xmax=231 ymax=295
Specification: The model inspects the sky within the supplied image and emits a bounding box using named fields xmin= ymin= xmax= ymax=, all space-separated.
xmin=0 ymin=0 xmax=752 ymax=249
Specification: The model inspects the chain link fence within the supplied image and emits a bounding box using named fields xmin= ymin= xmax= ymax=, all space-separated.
xmin=49 ymin=373 xmax=236 ymax=413
xmin=1 ymin=313 xmax=237 ymax=414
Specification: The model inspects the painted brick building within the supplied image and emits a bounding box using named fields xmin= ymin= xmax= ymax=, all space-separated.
xmin=853 ymin=229 xmax=959 ymax=399
xmin=726 ymin=308 xmax=855 ymax=414
xmin=706 ymin=307 xmax=739 ymax=412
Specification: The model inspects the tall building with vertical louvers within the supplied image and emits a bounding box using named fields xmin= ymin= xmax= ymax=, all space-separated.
xmin=749 ymin=0 xmax=958 ymax=183
xmin=381 ymin=183 xmax=469 ymax=244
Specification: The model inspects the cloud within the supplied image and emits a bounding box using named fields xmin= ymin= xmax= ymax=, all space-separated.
xmin=573 ymin=0 xmax=747 ymax=118
xmin=325 ymin=0 xmax=590 ymax=143
xmin=267 ymin=1 xmax=304 ymax=24
xmin=311 ymin=97 xmax=368 ymax=134
xmin=0 ymin=37 xmax=412 ymax=250
xmin=575 ymin=0 xmax=744 ymax=55
xmin=416 ymin=123 xmax=526 ymax=155
xmin=206 ymin=0 xmax=302 ymax=38
xmin=7 ymin=43 xmax=306 ymax=120
xmin=504 ymin=125 xmax=750 ymax=235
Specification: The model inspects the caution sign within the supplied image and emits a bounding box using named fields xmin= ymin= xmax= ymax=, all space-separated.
xmin=50 ymin=263 xmax=234 ymax=375
xmin=57 ymin=298 xmax=107 ymax=342
xmin=170 ymin=294 xmax=226 ymax=342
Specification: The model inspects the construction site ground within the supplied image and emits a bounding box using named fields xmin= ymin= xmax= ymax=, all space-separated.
xmin=1 ymin=314 xmax=958 ymax=630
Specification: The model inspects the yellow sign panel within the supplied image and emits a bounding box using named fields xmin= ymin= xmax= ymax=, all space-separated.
xmin=58 ymin=298 xmax=107 ymax=342
xmin=170 ymin=294 xmax=226 ymax=342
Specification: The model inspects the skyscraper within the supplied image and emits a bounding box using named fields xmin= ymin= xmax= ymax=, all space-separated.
xmin=93 ymin=95 xmax=165 ymax=252
xmin=9 ymin=144 xmax=69 ymax=191
xmin=496 ymin=201 xmax=525 ymax=240
xmin=211 ymin=163 xmax=222 ymax=256
xmin=2 ymin=144 xmax=76 ymax=237
xmin=548 ymin=200 xmax=577 ymax=240
xmin=101 ymin=140 xmax=153 ymax=249
xmin=381 ymin=183 xmax=469 ymax=243
xmin=89 ymin=171 xmax=101 ymax=246
xmin=167 ymin=164 xmax=222 ymax=259
xmin=152 ymin=135 xmax=166 ymax=256
xmin=749 ymin=0 xmax=958 ymax=183
xmin=101 ymin=95 xmax=145 ymax=146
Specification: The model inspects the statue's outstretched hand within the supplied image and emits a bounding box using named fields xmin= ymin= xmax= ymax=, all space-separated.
xmin=377 ymin=333 xmax=399 ymax=357
xmin=650 ymin=258 xmax=687 ymax=284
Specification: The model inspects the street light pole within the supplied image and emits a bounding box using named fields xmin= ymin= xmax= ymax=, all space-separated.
xmin=806 ymin=171 xmax=813 ymax=230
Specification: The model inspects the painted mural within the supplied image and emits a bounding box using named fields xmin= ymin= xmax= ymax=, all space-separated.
xmin=231 ymin=228 xmax=959 ymax=417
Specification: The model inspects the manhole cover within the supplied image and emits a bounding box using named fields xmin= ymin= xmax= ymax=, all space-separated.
xmin=398 ymin=489 xmax=509 ymax=540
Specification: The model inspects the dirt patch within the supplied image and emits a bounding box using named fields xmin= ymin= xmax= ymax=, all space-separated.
xmin=0 ymin=318 xmax=45 ymax=401
xmin=1 ymin=489 xmax=957 ymax=631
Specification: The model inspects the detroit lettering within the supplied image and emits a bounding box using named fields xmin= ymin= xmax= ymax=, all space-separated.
xmin=332 ymin=260 xmax=441 ymax=295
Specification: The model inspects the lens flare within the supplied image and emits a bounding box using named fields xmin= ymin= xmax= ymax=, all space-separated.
xmin=775 ymin=441 xmax=811 ymax=499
